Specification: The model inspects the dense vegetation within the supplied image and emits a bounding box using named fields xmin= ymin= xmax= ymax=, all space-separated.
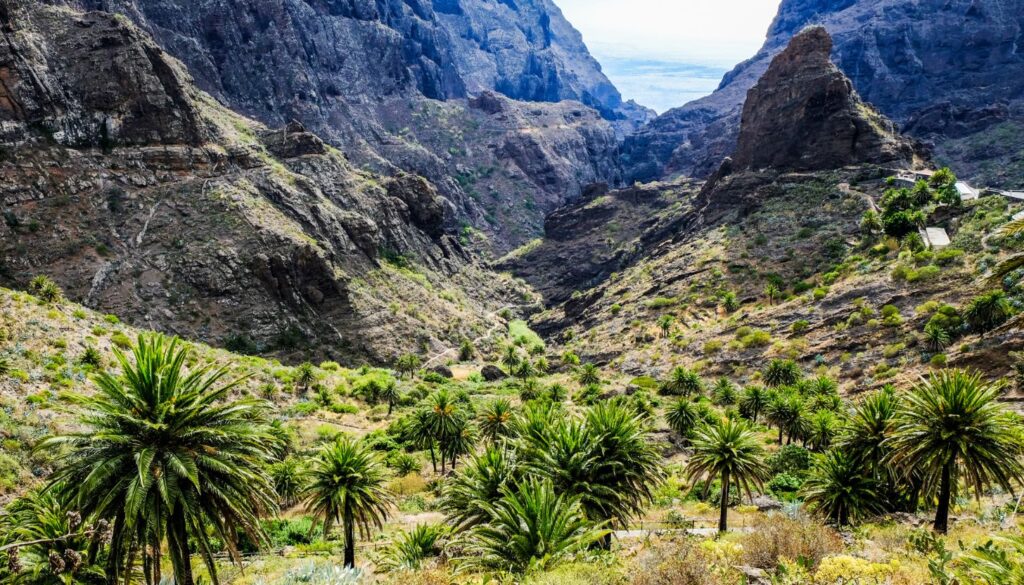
xmin=3 ymin=169 xmax=1024 ymax=584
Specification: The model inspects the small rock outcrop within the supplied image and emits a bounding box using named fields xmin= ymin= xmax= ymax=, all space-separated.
xmin=732 ymin=27 xmax=914 ymax=172
xmin=480 ymin=364 xmax=507 ymax=381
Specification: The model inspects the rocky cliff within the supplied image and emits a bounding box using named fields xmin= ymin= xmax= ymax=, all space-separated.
xmin=622 ymin=0 xmax=1024 ymax=187
xmin=0 ymin=2 xmax=525 ymax=362
xmin=731 ymin=27 xmax=914 ymax=172
xmin=49 ymin=0 xmax=644 ymax=250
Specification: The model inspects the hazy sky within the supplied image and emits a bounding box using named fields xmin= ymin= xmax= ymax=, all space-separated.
xmin=553 ymin=0 xmax=782 ymax=113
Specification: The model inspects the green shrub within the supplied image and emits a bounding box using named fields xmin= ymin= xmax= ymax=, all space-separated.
xmin=110 ymin=332 xmax=132 ymax=349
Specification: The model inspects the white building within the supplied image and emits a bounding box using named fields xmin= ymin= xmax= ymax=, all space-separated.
xmin=919 ymin=227 xmax=951 ymax=250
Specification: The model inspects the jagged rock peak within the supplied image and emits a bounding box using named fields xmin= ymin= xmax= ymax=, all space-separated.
xmin=732 ymin=26 xmax=915 ymax=172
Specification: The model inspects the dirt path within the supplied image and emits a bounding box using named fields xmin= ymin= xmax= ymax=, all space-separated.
xmin=421 ymin=305 xmax=514 ymax=369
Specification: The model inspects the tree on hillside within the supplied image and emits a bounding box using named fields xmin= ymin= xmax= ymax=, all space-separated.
xmin=40 ymin=334 xmax=279 ymax=585
xmin=395 ymin=354 xmax=421 ymax=379
xmin=380 ymin=377 xmax=401 ymax=416
xmin=686 ymin=418 xmax=769 ymax=533
xmin=963 ymin=290 xmax=1013 ymax=336
xmin=302 ymin=437 xmax=393 ymax=567
xmin=657 ymin=314 xmax=675 ymax=338
xmin=762 ymin=359 xmax=802 ymax=387
xmin=295 ymin=361 xmax=317 ymax=394
xmin=661 ymin=366 xmax=703 ymax=397
xmin=764 ymin=282 xmax=781 ymax=306
xmin=889 ymin=369 xmax=1024 ymax=533
xmin=739 ymin=386 xmax=767 ymax=423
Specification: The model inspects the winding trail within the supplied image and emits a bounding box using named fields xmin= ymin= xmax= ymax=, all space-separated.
xmin=420 ymin=305 xmax=515 ymax=369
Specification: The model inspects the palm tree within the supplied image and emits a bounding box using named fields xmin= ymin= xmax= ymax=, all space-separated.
xmin=379 ymin=524 xmax=449 ymax=572
xmin=524 ymin=403 xmax=664 ymax=547
xmin=513 ymin=360 xmax=535 ymax=382
xmin=500 ymin=346 xmax=521 ymax=371
xmin=479 ymin=398 xmax=514 ymax=444
xmin=739 ymin=386 xmax=767 ymax=423
xmin=380 ymin=378 xmax=401 ymax=416
xmin=801 ymin=450 xmax=881 ymax=526
xmin=295 ymin=361 xmax=317 ymax=393
xmin=661 ymin=366 xmax=703 ymax=397
xmin=407 ymin=409 xmax=439 ymax=473
xmin=0 ymin=486 xmax=103 ymax=584
xmin=806 ymin=409 xmax=838 ymax=452
xmin=443 ymin=418 xmax=477 ymax=470
xmin=765 ymin=391 xmax=803 ymax=444
xmin=302 ymin=437 xmax=393 ymax=567
xmin=426 ymin=389 xmax=466 ymax=473
xmin=686 ymin=418 xmax=770 ymax=533
xmin=657 ymin=314 xmax=675 ymax=338
xmin=440 ymin=446 xmax=520 ymax=532
xmin=40 ymin=334 xmax=278 ymax=585
xmin=577 ymin=363 xmax=601 ymax=386
xmin=458 ymin=479 xmax=608 ymax=573
xmin=270 ymin=457 xmax=305 ymax=508
xmin=889 ymin=370 xmax=1024 ymax=533
xmin=711 ymin=377 xmax=737 ymax=406
xmin=762 ymin=359 xmax=802 ymax=387
xmin=395 ymin=354 xmax=421 ymax=379
xmin=764 ymin=282 xmax=781 ymax=305
xmin=666 ymin=398 xmax=700 ymax=442
xmin=963 ymin=290 xmax=1013 ymax=336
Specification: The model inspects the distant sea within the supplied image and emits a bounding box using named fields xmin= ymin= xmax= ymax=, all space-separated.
xmin=595 ymin=56 xmax=730 ymax=115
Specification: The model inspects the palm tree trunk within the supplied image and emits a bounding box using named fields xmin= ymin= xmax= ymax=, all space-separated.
xmin=777 ymin=427 xmax=783 ymax=444
xmin=343 ymin=508 xmax=356 ymax=568
xmin=168 ymin=506 xmax=195 ymax=585
xmin=429 ymin=442 xmax=437 ymax=473
xmin=934 ymin=458 xmax=954 ymax=533
xmin=718 ymin=470 xmax=730 ymax=533
xmin=388 ymin=401 xmax=394 ymax=416
xmin=105 ymin=510 xmax=126 ymax=585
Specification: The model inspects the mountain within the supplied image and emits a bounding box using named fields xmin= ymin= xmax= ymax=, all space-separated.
xmin=502 ymin=26 xmax=1024 ymax=392
xmin=0 ymin=1 xmax=528 ymax=363
xmin=50 ymin=0 xmax=653 ymax=250
xmin=731 ymin=26 xmax=915 ymax=173
xmin=622 ymin=0 xmax=1024 ymax=187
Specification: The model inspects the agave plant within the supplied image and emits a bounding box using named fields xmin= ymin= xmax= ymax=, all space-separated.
xmin=457 ymin=479 xmax=608 ymax=574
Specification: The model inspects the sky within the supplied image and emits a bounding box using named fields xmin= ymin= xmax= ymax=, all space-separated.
xmin=553 ymin=0 xmax=782 ymax=113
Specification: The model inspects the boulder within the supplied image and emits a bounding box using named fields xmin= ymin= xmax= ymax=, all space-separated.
xmin=429 ymin=365 xmax=453 ymax=379
xmin=480 ymin=364 xmax=507 ymax=381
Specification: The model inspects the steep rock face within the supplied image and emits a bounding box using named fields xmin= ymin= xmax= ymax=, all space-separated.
xmin=623 ymin=0 xmax=1024 ymax=186
xmin=732 ymin=27 xmax=914 ymax=172
xmin=42 ymin=0 xmax=638 ymax=250
xmin=0 ymin=2 xmax=524 ymax=363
